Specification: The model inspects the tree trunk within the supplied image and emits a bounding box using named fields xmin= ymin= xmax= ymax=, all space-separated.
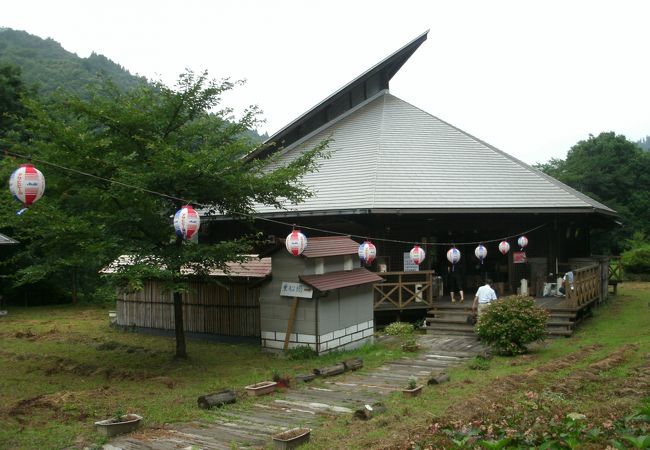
xmin=173 ymin=291 xmax=187 ymax=359
xmin=342 ymin=358 xmax=363 ymax=371
xmin=428 ymin=372 xmax=450 ymax=385
xmin=71 ymin=267 xmax=77 ymax=304
xmin=197 ymin=390 xmax=236 ymax=409
xmin=313 ymin=363 xmax=345 ymax=377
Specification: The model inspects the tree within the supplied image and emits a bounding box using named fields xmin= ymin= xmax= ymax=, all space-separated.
xmin=0 ymin=71 xmax=328 ymax=357
xmin=535 ymin=132 xmax=650 ymax=254
xmin=0 ymin=63 xmax=29 ymax=140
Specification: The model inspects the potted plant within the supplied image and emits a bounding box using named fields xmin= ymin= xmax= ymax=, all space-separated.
xmin=401 ymin=335 xmax=419 ymax=352
xmin=94 ymin=410 xmax=143 ymax=437
xmin=402 ymin=377 xmax=423 ymax=397
xmin=244 ymin=380 xmax=278 ymax=396
xmin=272 ymin=371 xmax=291 ymax=388
xmin=385 ymin=321 xmax=419 ymax=352
xmin=272 ymin=427 xmax=311 ymax=449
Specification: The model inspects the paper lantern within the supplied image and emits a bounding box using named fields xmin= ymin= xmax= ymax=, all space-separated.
xmin=285 ymin=230 xmax=307 ymax=256
xmin=409 ymin=245 xmax=425 ymax=265
xmin=358 ymin=240 xmax=377 ymax=265
xmin=447 ymin=247 xmax=461 ymax=265
xmin=475 ymin=244 xmax=487 ymax=264
xmin=498 ymin=241 xmax=510 ymax=255
xmin=9 ymin=163 xmax=45 ymax=207
xmin=173 ymin=205 xmax=201 ymax=240
xmin=518 ymin=235 xmax=528 ymax=250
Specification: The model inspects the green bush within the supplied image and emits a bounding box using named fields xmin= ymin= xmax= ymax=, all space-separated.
xmin=621 ymin=242 xmax=650 ymax=274
xmin=384 ymin=321 xmax=415 ymax=338
xmin=475 ymin=296 xmax=549 ymax=355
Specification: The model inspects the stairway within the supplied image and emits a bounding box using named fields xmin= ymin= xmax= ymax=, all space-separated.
xmin=425 ymin=302 xmax=477 ymax=336
xmin=424 ymin=300 xmax=579 ymax=337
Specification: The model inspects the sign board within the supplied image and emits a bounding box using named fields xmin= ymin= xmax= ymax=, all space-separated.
xmin=280 ymin=282 xmax=314 ymax=299
xmin=403 ymin=252 xmax=419 ymax=272
xmin=513 ymin=251 xmax=527 ymax=264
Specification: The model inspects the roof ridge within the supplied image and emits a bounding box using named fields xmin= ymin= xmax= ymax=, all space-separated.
xmin=385 ymin=94 xmax=615 ymax=215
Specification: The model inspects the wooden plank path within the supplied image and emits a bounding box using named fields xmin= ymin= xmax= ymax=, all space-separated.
xmin=105 ymin=335 xmax=484 ymax=450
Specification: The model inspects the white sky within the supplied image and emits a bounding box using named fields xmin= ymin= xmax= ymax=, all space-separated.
xmin=3 ymin=0 xmax=649 ymax=164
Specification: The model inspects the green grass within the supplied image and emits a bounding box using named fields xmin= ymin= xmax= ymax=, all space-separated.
xmin=0 ymin=304 xmax=404 ymax=449
xmin=303 ymin=282 xmax=650 ymax=449
xmin=3 ymin=284 xmax=649 ymax=449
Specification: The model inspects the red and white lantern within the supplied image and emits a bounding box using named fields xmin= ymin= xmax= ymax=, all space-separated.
xmin=475 ymin=244 xmax=487 ymax=264
xmin=358 ymin=240 xmax=377 ymax=265
xmin=285 ymin=230 xmax=307 ymax=256
xmin=518 ymin=235 xmax=528 ymax=251
xmin=409 ymin=245 xmax=426 ymax=265
xmin=173 ymin=205 xmax=201 ymax=240
xmin=9 ymin=163 xmax=45 ymax=207
xmin=498 ymin=241 xmax=510 ymax=255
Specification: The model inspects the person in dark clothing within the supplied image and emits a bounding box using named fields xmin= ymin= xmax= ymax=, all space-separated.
xmin=447 ymin=265 xmax=465 ymax=303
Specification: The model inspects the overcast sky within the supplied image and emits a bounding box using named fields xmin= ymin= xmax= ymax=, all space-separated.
xmin=3 ymin=0 xmax=649 ymax=164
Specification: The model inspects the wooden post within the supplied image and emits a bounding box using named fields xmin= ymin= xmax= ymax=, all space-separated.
xmin=284 ymin=297 xmax=299 ymax=350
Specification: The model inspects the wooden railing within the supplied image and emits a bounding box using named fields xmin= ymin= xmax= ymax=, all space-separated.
xmin=566 ymin=264 xmax=601 ymax=309
xmin=373 ymin=270 xmax=439 ymax=310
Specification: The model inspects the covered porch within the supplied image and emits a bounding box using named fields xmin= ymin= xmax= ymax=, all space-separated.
xmin=370 ymin=262 xmax=606 ymax=336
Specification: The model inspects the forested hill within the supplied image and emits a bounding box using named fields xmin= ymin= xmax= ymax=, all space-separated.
xmin=0 ymin=28 xmax=146 ymax=95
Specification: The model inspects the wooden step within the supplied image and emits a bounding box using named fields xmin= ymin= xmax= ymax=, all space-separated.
xmin=426 ymin=318 xmax=472 ymax=325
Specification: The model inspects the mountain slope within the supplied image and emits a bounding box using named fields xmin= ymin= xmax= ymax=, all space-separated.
xmin=0 ymin=28 xmax=146 ymax=95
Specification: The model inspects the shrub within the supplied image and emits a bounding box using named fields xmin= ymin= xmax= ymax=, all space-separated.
xmin=475 ymin=296 xmax=549 ymax=355
xmin=384 ymin=321 xmax=415 ymax=338
xmin=621 ymin=242 xmax=650 ymax=274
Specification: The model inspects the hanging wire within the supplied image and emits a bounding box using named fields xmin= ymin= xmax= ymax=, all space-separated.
xmin=3 ymin=149 xmax=546 ymax=246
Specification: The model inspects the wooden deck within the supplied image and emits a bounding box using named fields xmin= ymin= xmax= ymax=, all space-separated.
xmin=105 ymin=335 xmax=484 ymax=450
xmin=373 ymin=271 xmax=441 ymax=311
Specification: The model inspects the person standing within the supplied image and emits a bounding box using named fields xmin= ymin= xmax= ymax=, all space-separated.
xmin=447 ymin=264 xmax=465 ymax=303
xmin=473 ymin=279 xmax=497 ymax=317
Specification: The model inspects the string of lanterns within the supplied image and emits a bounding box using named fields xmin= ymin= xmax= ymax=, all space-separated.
xmin=284 ymin=228 xmax=531 ymax=265
xmin=5 ymin=158 xmax=540 ymax=254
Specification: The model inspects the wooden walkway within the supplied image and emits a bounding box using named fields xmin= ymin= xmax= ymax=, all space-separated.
xmin=104 ymin=335 xmax=484 ymax=450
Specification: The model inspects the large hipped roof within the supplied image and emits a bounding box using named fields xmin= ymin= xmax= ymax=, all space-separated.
xmin=252 ymin=91 xmax=614 ymax=217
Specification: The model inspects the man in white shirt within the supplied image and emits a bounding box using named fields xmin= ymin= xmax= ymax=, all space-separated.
xmin=473 ymin=279 xmax=497 ymax=317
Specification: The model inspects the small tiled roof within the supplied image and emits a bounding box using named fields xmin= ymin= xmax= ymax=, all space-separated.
xmin=101 ymin=255 xmax=271 ymax=278
xmin=302 ymin=236 xmax=360 ymax=258
xmin=300 ymin=268 xmax=383 ymax=292
xmin=201 ymin=257 xmax=271 ymax=278
xmin=0 ymin=233 xmax=18 ymax=244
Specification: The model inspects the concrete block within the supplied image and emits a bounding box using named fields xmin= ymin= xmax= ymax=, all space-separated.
xmin=297 ymin=334 xmax=316 ymax=344
xmin=352 ymin=331 xmax=364 ymax=342
xmin=333 ymin=328 xmax=345 ymax=339
xmin=345 ymin=324 xmax=358 ymax=335
xmin=339 ymin=335 xmax=352 ymax=345
xmin=321 ymin=332 xmax=333 ymax=343
xmin=261 ymin=331 xmax=275 ymax=340
xmin=276 ymin=332 xmax=286 ymax=341
xmin=369 ymin=320 xmax=374 ymax=328
xmin=363 ymin=328 xmax=374 ymax=338
xmin=264 ymin=340 xmax=284 ymax=350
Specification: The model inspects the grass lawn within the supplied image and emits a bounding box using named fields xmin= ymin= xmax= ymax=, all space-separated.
xmin=1 ymin=283 xmax=649 ymax=449
xmin=0 ymin=304 xmax=404 ymax=449
xmin=303 ymin=282 xmax=650 ymax=449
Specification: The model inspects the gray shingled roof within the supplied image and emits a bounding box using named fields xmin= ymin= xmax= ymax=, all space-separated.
xmin=254 ymin=91 xmax=614 ymax=216
xmin=0 ymin=233 xmax=18 ymax=245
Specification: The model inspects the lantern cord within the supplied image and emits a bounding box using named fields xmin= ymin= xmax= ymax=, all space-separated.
xmin=4 ymin=149 xmax=547 ymax=247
